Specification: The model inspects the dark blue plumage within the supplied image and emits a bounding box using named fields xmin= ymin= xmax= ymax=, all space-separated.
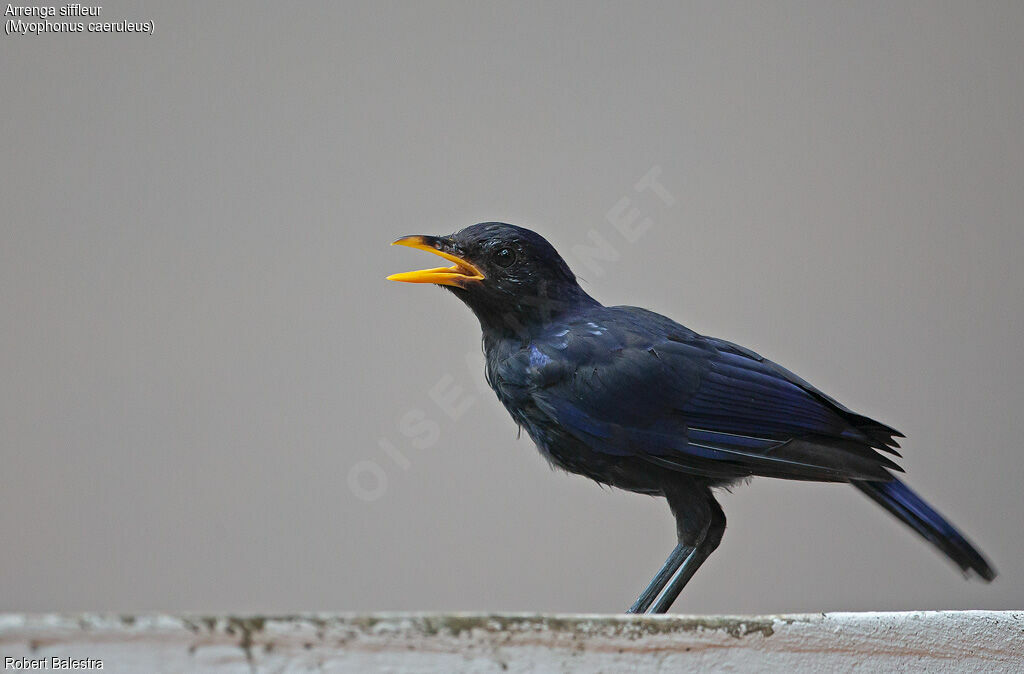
xmin=388 ymin=222 xmax=996 ymax=612
xmin=853 ymin=479 xmax=994 ymax=580
xmin=488 ymin=305 xmax=905 ymax=484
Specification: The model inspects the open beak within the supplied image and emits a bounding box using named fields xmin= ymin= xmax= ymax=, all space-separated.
xmin=387 ymin=235 xmax=485 ymax=287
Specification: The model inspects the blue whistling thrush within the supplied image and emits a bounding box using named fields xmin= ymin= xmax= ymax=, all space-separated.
xmin=388 ymin=222 xmax=995 ymax=613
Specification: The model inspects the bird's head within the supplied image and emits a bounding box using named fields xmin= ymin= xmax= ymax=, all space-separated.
xmin=388 ymin=222 xmax=596 ymax=337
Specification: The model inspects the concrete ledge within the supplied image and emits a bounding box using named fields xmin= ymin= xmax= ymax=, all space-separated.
xmin=0 ymin=611 xmax=1021 ymax=672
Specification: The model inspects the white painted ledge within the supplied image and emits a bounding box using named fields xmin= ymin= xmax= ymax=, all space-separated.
xmin=0 ymin=612 xmax=1020 ymax=672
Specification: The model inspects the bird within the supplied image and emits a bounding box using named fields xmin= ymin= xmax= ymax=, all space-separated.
xmin=387 ymin=222 xmax=996 ymax=613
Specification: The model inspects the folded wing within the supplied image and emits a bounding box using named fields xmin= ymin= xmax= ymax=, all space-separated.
xmin=502 ymin=308 xmax=904 ymax=482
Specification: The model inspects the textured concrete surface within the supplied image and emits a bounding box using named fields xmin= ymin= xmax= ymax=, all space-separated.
xmin=0 ymin=611 xmax=1021 ymax=672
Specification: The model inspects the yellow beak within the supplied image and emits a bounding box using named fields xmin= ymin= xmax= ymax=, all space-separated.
xmin=387 ymin=235 xmax=485 ymax=287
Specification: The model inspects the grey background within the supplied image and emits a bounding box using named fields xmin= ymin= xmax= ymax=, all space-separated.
xmin=2 ymin=1 xmax=1022 ymax=614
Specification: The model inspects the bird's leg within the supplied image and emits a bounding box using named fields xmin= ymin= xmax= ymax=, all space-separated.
xmin=626 ymin=543 xmax=696 ymax=613
xmin=646 ymin=496 xmax=726 ymax=614
xmin=626 ymin=484 xmax=726 ymax=614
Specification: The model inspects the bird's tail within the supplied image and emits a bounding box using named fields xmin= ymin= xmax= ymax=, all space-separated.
xmin=852 ymin=477 xmax=996 ymax=581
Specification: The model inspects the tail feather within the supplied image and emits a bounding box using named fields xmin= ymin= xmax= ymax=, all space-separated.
xmin=852 ymin=477 xmax=996 ymax=582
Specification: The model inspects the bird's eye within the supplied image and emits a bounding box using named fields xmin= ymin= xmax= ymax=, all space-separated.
xmin=491 ymin=247 xmax=516 ymax=268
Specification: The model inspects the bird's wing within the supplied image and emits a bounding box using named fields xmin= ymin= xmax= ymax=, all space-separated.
xmin=497 ymin=309 xmax=903 ymax=482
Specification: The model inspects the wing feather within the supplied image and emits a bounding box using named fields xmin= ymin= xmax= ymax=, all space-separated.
xmin=500 ymin=307 xmax=904 ymax=482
